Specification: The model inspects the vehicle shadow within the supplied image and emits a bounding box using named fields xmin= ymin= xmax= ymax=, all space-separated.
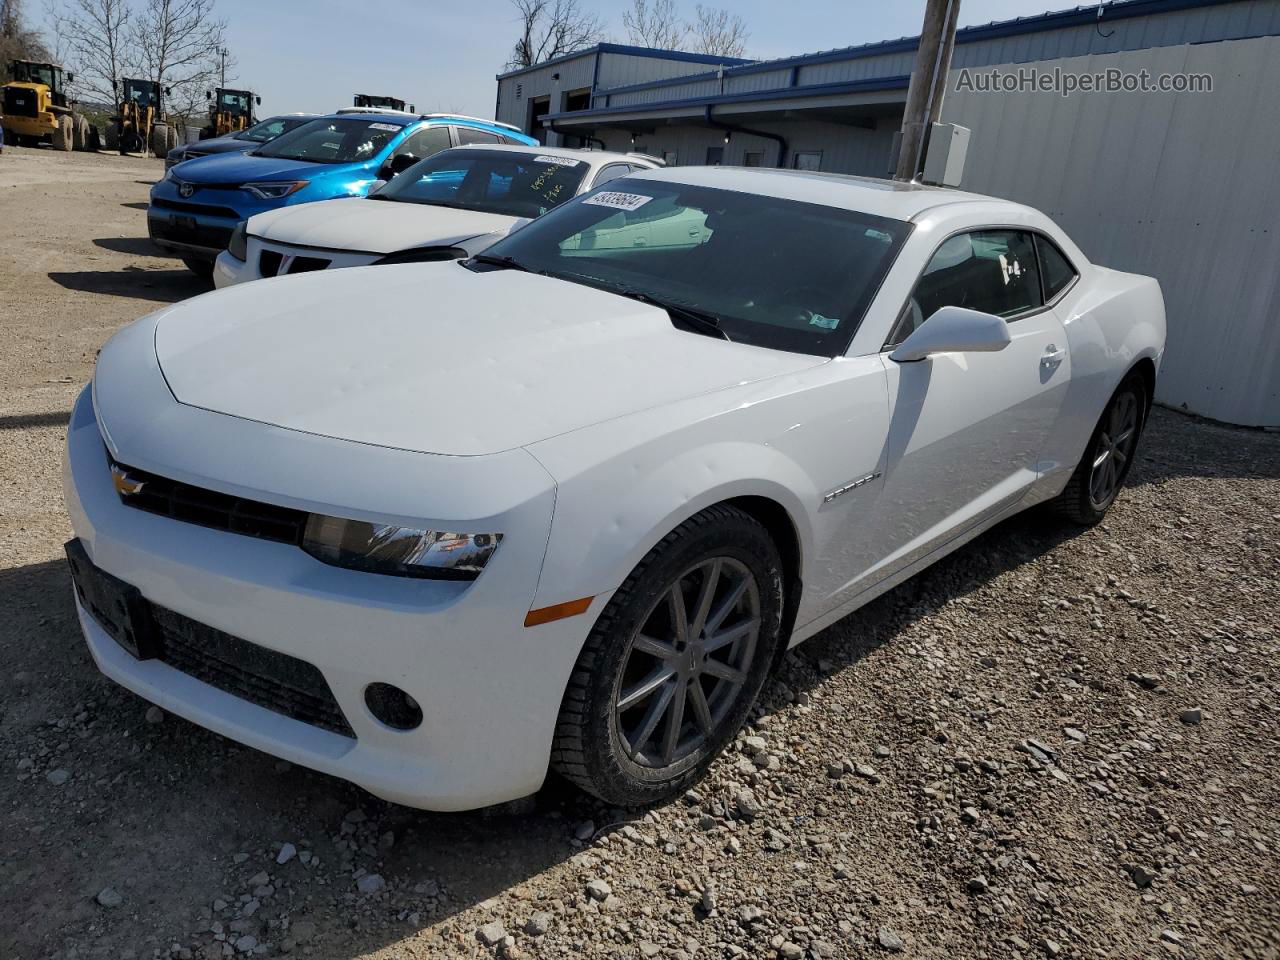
xmin=47 ymin=266 xmax=211 ymax=303
xmin=120 ymin=201 xmax=150 ymax=210
xmin=1128 ymin=406 xmax=1280 ymax=485
xmin=92 ymin=236 xmax=175 ymax=258
xmin=0 ymin=411 xmax=71 ymax=431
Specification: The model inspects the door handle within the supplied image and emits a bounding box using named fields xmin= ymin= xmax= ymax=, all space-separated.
xmin=1041 ymin=345 xmax=1065 ymax=367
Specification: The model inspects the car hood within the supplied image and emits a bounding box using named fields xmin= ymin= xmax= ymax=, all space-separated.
xmin=152 ymin=264 xmax=824 ymax=456
xmin=182 ymin=138 xmax=255 ymax=157
xmin=249 ymin=198 xmax=519 ymax=254
xmin=173 ymin=150 xmax=336 ymax=184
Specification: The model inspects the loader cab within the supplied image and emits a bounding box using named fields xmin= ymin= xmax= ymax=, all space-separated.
xmin=205 ymin=88 xmax=261 ymax=137
xmin=122 ymin=78 xmax=159 ymax=109
xmin=7 ymin=60 xmax=71 ymax=109
xmin=353 ymin=93 xmax=415 ymax=113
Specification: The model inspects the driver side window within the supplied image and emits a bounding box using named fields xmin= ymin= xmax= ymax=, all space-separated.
xmin=392 ymin=126 xmax=452 ymax=162
xmin=887 ymin=229 xmax=1043 ymax=347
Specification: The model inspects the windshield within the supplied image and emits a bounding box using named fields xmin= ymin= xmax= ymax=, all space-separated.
xmin=124 ymin=82 xmax=156 ymax=107
xmin=379 ymin=149 xmax=590 ymax=218
xmin=15 ymin=63 xmax=56 ymax=87
xmin=252 ymin=117 xmax=403 ymax=165
xmin=479 ymin=179 xmax=911 ymax=356
xmin=234 ymin=116 xmax=308 ymax=143
xmin=218 ymin=91 xmax=250 ymax=111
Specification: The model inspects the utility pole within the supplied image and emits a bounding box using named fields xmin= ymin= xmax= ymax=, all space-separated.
xmin=219 ymin=46 xmax=228 ymax=89
xmin=893 ymin=0 xmax=962 ymax=181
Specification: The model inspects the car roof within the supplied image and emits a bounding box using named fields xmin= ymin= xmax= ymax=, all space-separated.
xmin=623 ymin=166 xmax=1008 ymax=221
xmin=318 ymin=110 xmax=417 ymax=125
xmin=452 ymin=143 xmax=658 ymax=167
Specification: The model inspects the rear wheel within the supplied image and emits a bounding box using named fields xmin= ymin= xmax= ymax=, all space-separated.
xmin=1052 ymin=373 xmax=1146 ymax=524
xmin=181 ymin=256 xmax=215 ymax=279
xmin=72 ymin=114 xmax=91 ymax=150
xmin=552 ymin=504 xmax=785 ymax=806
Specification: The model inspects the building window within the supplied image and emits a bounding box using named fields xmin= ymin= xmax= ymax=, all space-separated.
xmin=793 ymin=151 xmax=822 ymax=171
xmin=562 ymin=88 xmax=591 ymax=112
xmin=515 ymin=83 xmax=523 ymax=100
xmin=743 ymin=151 xmax=762 ymax=167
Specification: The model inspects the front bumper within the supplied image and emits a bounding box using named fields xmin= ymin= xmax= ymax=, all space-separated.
xmin=63 ymin=375 xmax=595 ymax=811
xmin=213 ymin=236 xmax=379 ymax=288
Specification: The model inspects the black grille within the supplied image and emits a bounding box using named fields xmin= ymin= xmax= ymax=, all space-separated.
xmin=66 ymin=538 xmax=354 ymax=738
xmin=111 ymin=456 xmax=308 ymax=546
xmin=3 ymin=87 xmax=38 ymax=118
xmin=148 ymin=214 xmax=235 ymax=251
xmin=258 ymin=251 xmax=332 ymax=277
xmin=152 ymin=197 xmax=243 ymax=220
xmin=150 ymin=605 xmax=355 ymax=737
xmin=289 ymin=256 xmax=330 ymax=274
xmin=259 ymin=249 xmax=283 ymax=276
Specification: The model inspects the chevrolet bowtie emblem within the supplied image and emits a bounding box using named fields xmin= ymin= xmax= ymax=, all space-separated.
xmin=111 ymin=463 xmax=145 ymax=497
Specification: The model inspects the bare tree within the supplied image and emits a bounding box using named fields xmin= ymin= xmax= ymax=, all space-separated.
xmin=129 ymin=0 xmax=226 ymax=117
xmin=507 ymin=0 xmax=605 ymax=69
xmin=48 ymin=0 xmax=132 ymax=105
xmin=1 ymin=0 xmax=51 ymax=81
xmin=623 ymin=0 xmax=685 ymax=50
xmin=691 ymin=4 xmax=747 ymax=58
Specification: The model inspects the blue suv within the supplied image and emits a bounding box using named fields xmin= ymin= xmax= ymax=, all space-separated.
xmin=149 ymin=111 xmax=537 ymax=277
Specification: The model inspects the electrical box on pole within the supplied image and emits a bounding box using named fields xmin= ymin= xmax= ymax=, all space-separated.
xmin=921 ymin=122 xmax=970 ymax=187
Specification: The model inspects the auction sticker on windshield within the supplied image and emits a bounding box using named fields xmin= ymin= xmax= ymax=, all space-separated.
xmin=584 ymin=192 xmax=653 ymax=212
xmin=369 ymin=123 xmax=399 ymax=132
xmin=535 ymin=155 xmax=581 ymax=167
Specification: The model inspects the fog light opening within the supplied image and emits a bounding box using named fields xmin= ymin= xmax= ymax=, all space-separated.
xmin=364 ymin=682 xmax=423 ymax=730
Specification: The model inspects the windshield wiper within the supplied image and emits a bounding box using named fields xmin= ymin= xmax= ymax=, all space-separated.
xmin=613 ymin=288 xmax=731 ymax=342
xmin=465 ymin=253 xmax=540 ymax=275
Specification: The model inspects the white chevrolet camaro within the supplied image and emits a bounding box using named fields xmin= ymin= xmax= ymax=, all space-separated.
xmin=65 ymin=167 xmax=1165 ymax=810
xmin=211 ymin=144 xmax=661 ymax=287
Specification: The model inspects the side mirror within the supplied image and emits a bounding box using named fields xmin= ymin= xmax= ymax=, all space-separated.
xmin=889 ymin=305 xmax=1011 ymax=363
xmin=67 ymin=72 xmax=75 ymax=83
xmin=165 ymin=86 xmax=172 ymax=96
xmin=507 ymin=217 xmax=533 ymax=234
xmin=381 ymin=153 xmax=419 ymax=179
xmin=256 ymin=96 xmax=262 ymax=105
xmin=409 ymin=104 xmax=416 ymax=113
xmin=205 ymin=90 xmax=212 ymax=100
xmin=367 ymin=179 xmax=387 ymax=195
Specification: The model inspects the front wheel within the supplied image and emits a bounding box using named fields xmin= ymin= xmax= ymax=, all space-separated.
xmin=1052 ymin=373 xmax=1146 ymax=524
xmin=181 ymin=256 xmax=215 ymax=279
xmin=551 ymin=504 xmax=785 ymax=806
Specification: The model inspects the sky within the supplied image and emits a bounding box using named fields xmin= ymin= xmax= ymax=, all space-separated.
xmin=48 ymin=0 xmax=1054 ymax=118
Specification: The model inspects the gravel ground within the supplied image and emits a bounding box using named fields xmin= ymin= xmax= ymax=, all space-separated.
xmin=2 ymin=145 xmax=1278 ymax=960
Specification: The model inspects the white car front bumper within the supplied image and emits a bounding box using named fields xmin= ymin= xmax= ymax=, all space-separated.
xmin=62 ymin=384 xmax=600 ymax=811
xmin=213 ymin=237 xmax=381 ymax=289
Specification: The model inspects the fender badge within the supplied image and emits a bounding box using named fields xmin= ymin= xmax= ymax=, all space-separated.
xmin=111 ymin=464 xmax=145 ymax=497
xmin=822 ymin=472 xmax=880 ymax=504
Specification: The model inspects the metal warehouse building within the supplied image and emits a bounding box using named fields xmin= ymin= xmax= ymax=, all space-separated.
xmin=495 ymin=0 xmax=1280 ymax=427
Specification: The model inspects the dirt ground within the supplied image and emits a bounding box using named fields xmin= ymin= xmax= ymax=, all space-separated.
xmin=1 ymin=144 xmax=1278 ymax=960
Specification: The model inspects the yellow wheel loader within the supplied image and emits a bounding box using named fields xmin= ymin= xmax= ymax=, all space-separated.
xmin=201 ymin=88 xmax=259 ymax=139
xmin=1 ymin=60 xmax=95 ymax=151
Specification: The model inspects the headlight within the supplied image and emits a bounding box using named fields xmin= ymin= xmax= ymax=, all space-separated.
xmin=243 ymin=181 xmax=308 ymax=200
xmin=302 ymin=515 xmax=502 ymax=581
xmin=227 ymin=220 xmax=249 ymax=261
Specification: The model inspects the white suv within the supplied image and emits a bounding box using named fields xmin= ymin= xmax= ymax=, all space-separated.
xmin=213 ymin=144 xmax=661 ymax=287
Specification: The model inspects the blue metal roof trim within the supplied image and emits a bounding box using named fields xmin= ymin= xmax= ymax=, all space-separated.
xmin=546 ymin=75 xmax=912 ymax=124
xmin=496 ymin=42 xmax=753 ymax=81
xmin=590 ymin=0 xmax=1253 ymax=99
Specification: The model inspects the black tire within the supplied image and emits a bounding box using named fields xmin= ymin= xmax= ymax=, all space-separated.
xmin=52 ymin=114 xmax=74 ymax=151
xmin=181 ymin=256 xmax=215 ymax=279
xmin=551 ymin=504 xmax=785 ymax=807
xmin=1052 ymin=372 xmax=1147 ymax=525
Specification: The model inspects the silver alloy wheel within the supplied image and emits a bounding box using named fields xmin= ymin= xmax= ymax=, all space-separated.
xmin=614 ymin=557 xmax=761 ymax=768
xmin=1089 ymin=389 xmax=1139 ymax=508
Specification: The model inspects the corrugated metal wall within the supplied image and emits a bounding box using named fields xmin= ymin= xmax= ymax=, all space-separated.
xmin=943 ymin=35 xmax=1280 ymax=426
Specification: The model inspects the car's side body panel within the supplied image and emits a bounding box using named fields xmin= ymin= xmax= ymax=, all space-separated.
xmin=527 ymin=355 xmax=891 ymax=631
